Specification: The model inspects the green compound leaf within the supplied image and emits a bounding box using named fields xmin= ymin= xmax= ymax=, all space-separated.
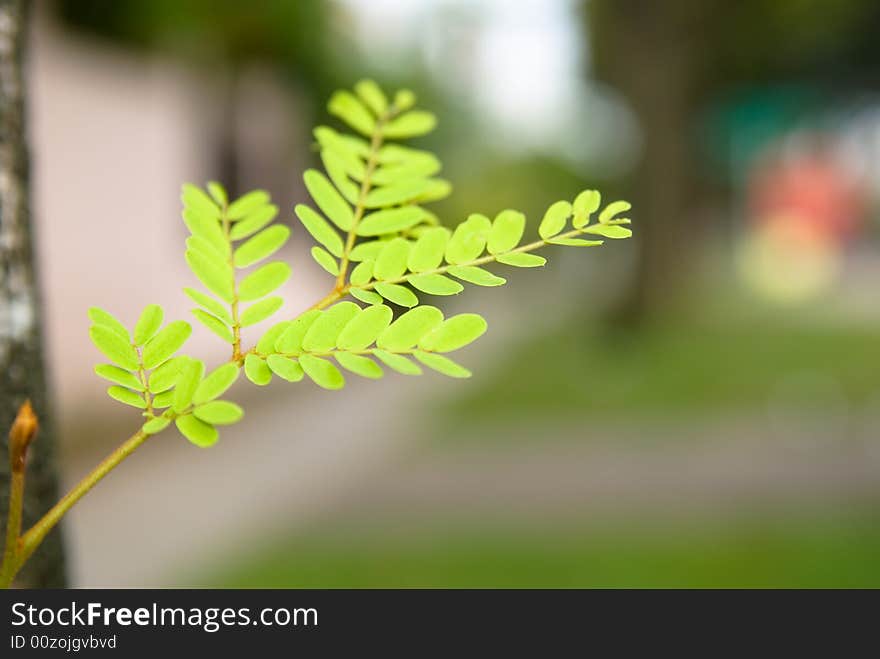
xmin=300 ymin=354 xmax=345 ymax=390
xmin=393 ymin=89 xmax=416 ymax=111
xmin=335 ymin=352 xmax=383 ymax=379
xmin=539 ymin=200 xmax=572 ymax=240
xmin=182 ymin=184 xmax=220 ymax=219
xmin=142 ymin=320 xmax=192 ymax=370
xmin=328 ymin=90 xmax=376 ymax=137
xmin=349 ymin=240 xmax=386 ymax=262
xmin=447 ymin=265 xmax=506 ymax=287
xmin=372 ymin=349 xmax=422 ymax=375
xmin=598 ymin=200 xmax=632 ymax=225
xmin=414 ymin=351 xmax=471 ymax=378
xmin=133 ymin=304 xmax=164 ymax=346
xmin=193 ymin=362 xmax=240 ymax=405
xmin=89 ymin=325 xmax=139 ymax=370
xmin=304 ymin=169 xmax=353 ymax=231
xmin=357 ymin=207 xmax=427 ymax=237
xmin=149 ymin=357 xmax=184 ymax=393
xmin=229 ymin=205 xmax=279 ymax=240
xmin=378 ymin=306 xmax=444 ymax=351
xmin=355 ymin=79 xmax=388 ymax=116
xmin=446 ymin=214 xmax=490 ymax=264
xmin=244 ymin=353 xmax=272 ymax=386
xmin=350 ymin=260 xmax=374 ymax=286
xmin=378 ymin=143 xmax=433 ymax=165
xmin=302 ymin=302 xmax=360 ymax=352
xmin=176 ymin=415 xmax=218 ymax=448
xmin=151 ymin=390 xmax=174 ymax=409
xmin=193 ymin=400 xmax=244 ymax=426
xmin=548 ymin=237 xmax=603 ymax=247
xmin=258 ymin=320 xmax=292 ymax=354
xmin=373 ymin=158 xmax=440 ymax=185
xmin=142 ymin=416 xmax=171 ymax=435
xmin=182 ymin=208 xmax=226 ymax=252
xmin=238 ymin=262 xmax=291 ymax=301
xmin=107 ymin=385 xmax=147 ymax=409
xmin=191 ymin=308 xmax=233 ymax=343
xmin=408 ymin=227 xmax=450 ymax=272
xmin=350 ymin=288 xmax=384 ymax=305
xmin=419 ymin=313 xmax=487 ymax=353
xmin=321 ymin=142 xmax=365 ymax=180
xmin=315 ymin=126 xmax=369 ymax=158
xmin=183 ymin=288 xmax=232 ymax=325
xmin=266 ymin=355 xmax=304 ymax=382
xmin=495 ymin=253 xmax=546 ymax=268
xmin=187 ymin=234 xmax=228 ymax=261
xmin=364 ymin=179 xmax=432 ymax=208
xmin=240 ymin=296 xmax=284 ymax=327
xmin=275 ymin=310 xmax=321 ymax=353
xmin=185 ymin=249 xmax=234 ymax=303
xmin=94 ymin=364 xmax=143 ymax=390
xmin=173 ymin=357 xmax=204 ymax=412
xmin=373 ymin=238 xmax=410 ymax=281
xmin=207 ymin=181 xmax=228 ymax=207
xmin=233 ymin=225 xmax=290 ymax=268
xmin=416 ymin=178 xmax=452 ymax=203
xmin=186 ymin=232 xmax=229 ymax=265
xmin=583 ymin=224 xmax=633 ymax=239
xmin=572 ymin=189 xmax=601 ymax=228
xmin=407 ymin=273 xmax=463 ymax=296
xmin=227 ymin=190 xmax=270 ymax=221
xmin=374 ymin=282 xmax=418 ymax=307
xmin=88 ymin=307 xmax=129 ymax=341
xmin=311 ymin=246 xmax=340 ymax=276
xmin=488 ymin=210 xmax=525 ymax=254
xmin=337 ymin=304 xmax=392 ymax=350
xmin=322 ymin=149 xmax=360 ymax=204
xmin=295 ymin=204 xmax=344 ymax=257
xmin=382 ymin=111 xmax=437 ymax=139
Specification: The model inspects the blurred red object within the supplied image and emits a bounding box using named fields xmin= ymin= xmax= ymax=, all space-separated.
xmin=749 ymin=142 xmax=865 ymax=244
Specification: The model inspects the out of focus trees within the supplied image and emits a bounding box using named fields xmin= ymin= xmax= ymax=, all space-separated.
xmin=589 ymin=0 xmax=880 ymax=324
xmin=52 ymin=0 xmax=343 ymax=195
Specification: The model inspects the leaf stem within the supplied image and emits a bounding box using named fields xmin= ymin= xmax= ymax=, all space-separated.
xmin=334 ymin=124 xmax=385 ymax=289
xmin=7 ymin=429 xmax=151 ymax=586
xmin=308 ymin=289 xmax=343 ymax=311
xmin=222 ymin=204 xmax=243 ymax=362
xmin=329 ymin=101 xmax=408 ymax=299
xmin=136 ymin=346 xmax=154 ymax=416
xmin=0 ymin=469 xmax=25 ymax=587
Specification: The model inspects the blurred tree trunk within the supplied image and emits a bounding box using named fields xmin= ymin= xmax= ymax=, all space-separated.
xmin=0 ymin=0 xmax=66 ymax=586
xmin=215 ymin=66 xmax=242 ymax=199
xmin=589 ymin=0 xmax=704 ymax=325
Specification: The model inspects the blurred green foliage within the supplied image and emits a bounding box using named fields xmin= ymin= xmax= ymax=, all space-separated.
xmin=209 ymin=509 xmax=880 ymax=587
xmin=53 ymin=0 xmax=336 ymax=86
xmin=445 ymin=320 xmax=880 ymax=434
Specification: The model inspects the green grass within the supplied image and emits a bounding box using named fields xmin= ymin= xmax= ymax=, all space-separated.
xmin=446 ymin=320 xmax=880 ymax=427
xmin=207 ymin=510 xmax=880 ymax=588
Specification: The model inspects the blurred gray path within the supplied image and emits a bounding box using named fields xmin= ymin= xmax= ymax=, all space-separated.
xmin=60 ymin=300 xmax=880 ymax=586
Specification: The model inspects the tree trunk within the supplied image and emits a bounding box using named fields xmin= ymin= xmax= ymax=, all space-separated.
xmin=0 ymin=0 xmax=66 ymax=587
xmin=589 ymin=0 xmax=703 ymax=325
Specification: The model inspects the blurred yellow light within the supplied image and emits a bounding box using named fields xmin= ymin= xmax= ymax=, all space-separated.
xmin=736 ymin=214 xmax=840 ymax=304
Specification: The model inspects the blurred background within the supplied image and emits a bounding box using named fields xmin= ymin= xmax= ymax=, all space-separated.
xmin=26 ymin=0 xmax=880 ymax=586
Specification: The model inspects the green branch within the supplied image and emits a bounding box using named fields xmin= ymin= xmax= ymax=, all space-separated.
xmin=1 ymin=78 xmax=634 ymax=588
